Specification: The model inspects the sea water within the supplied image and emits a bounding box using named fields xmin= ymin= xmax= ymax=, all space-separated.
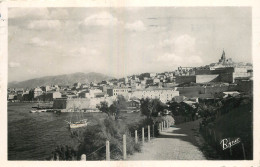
xmin=8 ymin=102 xmax=90 ymax=160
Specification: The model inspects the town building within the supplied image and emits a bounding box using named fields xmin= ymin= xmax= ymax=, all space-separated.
xmin=130 ymin=87 xmax=179 ymax=103
xmin=34 ymin=87 xmax=43 ymax=98
xmin=107 ymin=87 xmax=131 ymax=97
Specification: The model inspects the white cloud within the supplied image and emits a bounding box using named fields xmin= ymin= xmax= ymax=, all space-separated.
xmin=9 ymin=8 xmax=69 ymax=19
xmin=9 ymin=62 xmax=20 ymax=68
xmin=125 ymin=20 xmax=146 ymax=32
xmin=9 ymin=8 xmax=49 ymax=19
xmin=189 ymin=55 xmax=203 ymax=64
xmin=90 ymin=49 xmax=99 ymax=55
xmin=29 ymin=37 xmax=55 ymax=47
xmin=68 ymin=47 xmax=100 ymax=57
xmin=156 ymin=34 xmax=203 ymax=66
xmin=27 ymin=20 xmax=61 ymax=30
xmin=49 ymin=9 xmax=69 ymax=18
xmin=83 ymin=12 xmax=118 ymax=27
xmin=156 ymin=53 xmax=183 ymax=63
xmin=27 ymin=69 xmax=37 ymax=74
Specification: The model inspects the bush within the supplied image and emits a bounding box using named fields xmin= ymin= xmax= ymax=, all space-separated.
xmin=77 ymin=117 xmax=141 ymax=160
xmin=49 ymin=145 xmax=77 ymax=160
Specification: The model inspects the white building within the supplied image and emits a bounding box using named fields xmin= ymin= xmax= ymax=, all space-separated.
xmin=53 ymin=92 xmax=62 ymax=99
xmin=131 ymin=87 xmax=179 ymax=103
xmin=107 ymin=87 xmax=131 ymax=98
xmin=34 ymin=87 xmax=43 ymax=98
xmin=85 ymin=89 xmax=103 ymax=98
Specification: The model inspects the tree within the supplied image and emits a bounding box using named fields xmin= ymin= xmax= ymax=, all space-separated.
xmin=167 ymin=101 xmax=197 ymax=118
xmin=167 ymin=101 xmax=182 ymax=116
xmin=109 ymin=95 xmax=128 ymax=120
xmin=96 ymin=101 xmax=110 ymax=116
xmin=109 ymin=102 xmax=117 ymax=116
xmin=140 ymin=98 xmax=165 ymax=119
xmin=116 ymin=95 xmax=127 ymax=110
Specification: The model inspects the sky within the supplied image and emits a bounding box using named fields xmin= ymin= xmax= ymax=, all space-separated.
xmin=8 ymin=7 xmax=252 ymax=82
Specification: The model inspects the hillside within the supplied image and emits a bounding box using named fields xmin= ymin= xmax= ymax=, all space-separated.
xmin=8 ymin=72 xmax=114 ymax=88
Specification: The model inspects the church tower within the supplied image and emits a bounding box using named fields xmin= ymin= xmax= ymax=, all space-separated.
xmin=219 ymin=49 xmax=226 ymax=64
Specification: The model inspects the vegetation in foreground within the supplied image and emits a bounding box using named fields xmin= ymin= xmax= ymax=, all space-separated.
xmin=199 ymin=95 xmax=253 ymax=160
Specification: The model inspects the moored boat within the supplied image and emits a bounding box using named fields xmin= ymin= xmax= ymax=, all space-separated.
xmin=65 ymin=119 xmax=89 ymax=129
xmin=30 ymin=110 xmax=37 ymax=113
xmin=29 ymin=109 xmax=47 ymax=113
xmin=65 ymin=107 xmax=89 ymax=129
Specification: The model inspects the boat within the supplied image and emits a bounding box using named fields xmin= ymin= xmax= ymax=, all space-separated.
xmin=30 ymin=110 xmax=37 ymax=113
xmin=29 ymin=109 xmax=47 ymax=113
xmin=65 ymin=107 xmax=89 ymax=129
xmin=65 ymin=119 xmax=89 ymax=129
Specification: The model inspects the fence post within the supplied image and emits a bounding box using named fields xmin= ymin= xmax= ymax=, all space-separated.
xmin=123 ymin=134 xmax=126 ymax=160
xmin=142 ymin=127 xmax=145 ymax=144
xmin=135 ymin=130 xmax=138 ymax=144
xmin=242 ymin=143 xmax=246 ymax=160
xmin=152 ymin=124 xmax=155 ymax=137
xmin=230 ymin=146 xmax=232 ymax=156
xmin=159 ymin=123 xmax=161 ymax=132
xmin=148 ymin=125 xmax=150 ymax=142
xmin=56 ymin=154 xmax=59 ymax=161
xmin=81 ymin=154 xmax=86 ymax=161
xmin=213 ymin=130 xmax=217 ymax=142
xmin=161 ymin=122 xmax=164 ymax=131
xmin=106 ymin=140 xmax=110 ymax=161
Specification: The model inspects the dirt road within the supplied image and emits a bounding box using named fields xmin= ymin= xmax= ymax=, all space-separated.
xmin=128 ymin=119 xmax=209 ymax=160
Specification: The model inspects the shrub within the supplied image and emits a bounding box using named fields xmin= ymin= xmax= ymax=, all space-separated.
xmin=77 ymin=117 xmax=141 ymax=160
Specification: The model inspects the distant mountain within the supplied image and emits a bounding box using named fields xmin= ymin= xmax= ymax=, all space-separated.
xmin=8 ymin=72 xmax=115 ymax=88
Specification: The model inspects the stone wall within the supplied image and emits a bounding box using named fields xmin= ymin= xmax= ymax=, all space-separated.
xmin=204 ymin=85 xmax=229 ymax=94
xmin=176 ymin=76 xmax=196 ymax=84
xmin=53 ymin=97 xmax=115 ymax=110
xmin=196 ymin=74 xmax=219 ymax=83
xmin=219 ymin=73 xmax=234 ymax=83
xmin=236 ymin=80 xmax=253 ymax=94
xmin=53 ymin=98 xmax=67 ymax=109
xmin=176 ymin=86 xmax=204 ymax=97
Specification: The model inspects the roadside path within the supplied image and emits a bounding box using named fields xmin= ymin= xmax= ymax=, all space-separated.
xmin=128 ymin=119 xmax=207 ymax=160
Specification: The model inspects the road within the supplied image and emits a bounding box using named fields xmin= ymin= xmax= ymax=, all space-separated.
xmin=128 ymin=119 xmax=208 ymax=160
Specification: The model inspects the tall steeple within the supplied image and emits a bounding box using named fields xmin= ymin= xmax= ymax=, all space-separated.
xmin=221 ymin=49 xmax=226 ymax=61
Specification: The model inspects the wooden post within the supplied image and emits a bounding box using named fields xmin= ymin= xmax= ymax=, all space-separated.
xmin=106 ymin=140 xmax=110 ymax=161
xmin=56 ymin=154 xmax=59 ymax=161
xmin=213 ymin=130 xmax=217 ymax=142
xmin=230 ymin=146 xmax=232 ymax=156
xmin=81 ymin=154 xmax=86 ymax=161
xmin=135 ymin=130 xmax=138 ymax=144
xmin=242 ymin=143 xmax=246 ymax=160
xmin=148 ymin=125 xmax=150 ymax=141
xmin=123 ymin=134 xmax=126 ymax=160
xmin=159 ymin=123 xmax=161 ymax=132
xmin=152 ymin=124 xmax=155 ymax=137
xmin=162 ymin=121 xmax=164 ymax=129
xmin=142 ymin=127 xmax=145 ymax=144
xmin=162 ymin=121 xmax=164 ymax=131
